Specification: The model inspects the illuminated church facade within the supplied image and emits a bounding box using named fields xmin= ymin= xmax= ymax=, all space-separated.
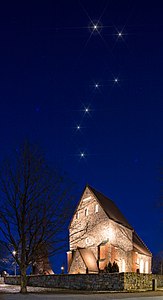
xmin=67 ymin=185 xmax=152 ymax=274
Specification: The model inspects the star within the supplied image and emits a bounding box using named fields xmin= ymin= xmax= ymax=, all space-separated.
xmin=108 ymin=75 xmax=120 ymax=86
xmin=89 ymin=20 xmax=102 ymax=35
xmin=115 ymin=29 xmax=126 ymax=40
xmin=81 ymin=104 xmax=93 ymax=117
xmin=76 ymin=125 xmax=81 ymax=130
xmin=80 ymin=152 xmax=86 ymax=159
xmin=83 ymin=106 xmax=90 ymax=114
xmin=95 ymin=83 xmax=99 ymax=89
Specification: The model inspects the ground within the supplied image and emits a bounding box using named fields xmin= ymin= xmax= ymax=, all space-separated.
xmin=0 ymin=285 xmax=163 ymax=299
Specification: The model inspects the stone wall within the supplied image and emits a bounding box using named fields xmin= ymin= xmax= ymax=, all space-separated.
xmin=124 ymin=273 xmax=163 ymax=291
xmin=5 ymin=273 xmax=125 ymax=291
xmin=4 ymin=273 xmax=163 ymax=291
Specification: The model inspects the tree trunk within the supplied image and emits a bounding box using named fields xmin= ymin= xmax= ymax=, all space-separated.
xmin=20 ymin=265 xmax=27 ymax=293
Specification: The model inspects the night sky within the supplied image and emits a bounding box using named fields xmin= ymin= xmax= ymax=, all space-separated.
xmin=0 ymin=1 xmax=163 ymax=273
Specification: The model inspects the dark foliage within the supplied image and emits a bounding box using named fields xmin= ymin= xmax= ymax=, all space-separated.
xmin=104 ymin=261 xmax=119 ymax=273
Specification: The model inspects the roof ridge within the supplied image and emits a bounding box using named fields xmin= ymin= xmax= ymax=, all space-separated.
xmin=87 ymin=184 xmax=133 ymax=230
xmin=133 ymin=231 xmax=152 ymax=255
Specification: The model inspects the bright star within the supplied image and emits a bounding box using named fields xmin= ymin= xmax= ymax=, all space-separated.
xmin=79 ymin=152 xmax=86 ymax=159
xmin=114 ymin=78 xmax=118 ymax=83
xmin=77 ymin=125 xmax=81 ymax=130
xmin=95 ymin=83 xmax=99 ymax=89
xmin=81 ymin=104 xmax=92 ymax=116
xmin=115 ymin=29 xmax=126 ymax=40
xmin=89 ymin=20 xmax=102 ymax=35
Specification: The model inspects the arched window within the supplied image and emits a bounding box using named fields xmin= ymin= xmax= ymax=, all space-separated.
xmin=140 ymin=259 xmax=144 ymax=273
xmin=145 ymin=261 xmax=148 ymax=274
xmin=122 ymin=259 xmax=125 ymax=272
xmin=76 ymin=212 xmax=80 ymax=219
xmin=95 ymin=204 xmax=99 ymax=213
xmin=86 ymin=237 xmax=89 ymax=244
xmin=85 ymin=208 xmax=89 ymax=216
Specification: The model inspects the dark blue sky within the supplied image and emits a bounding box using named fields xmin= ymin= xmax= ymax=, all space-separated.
xmin=0 ymin=0 xmax=163 ymax=272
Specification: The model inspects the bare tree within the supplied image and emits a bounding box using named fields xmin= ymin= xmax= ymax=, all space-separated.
xmin=0 ymin=141 xmax=74 ymax=293
xmin=152 ymin=251 xmax=163 ymax=274
xmin=0 ymin=241 xmax=13 ymax=274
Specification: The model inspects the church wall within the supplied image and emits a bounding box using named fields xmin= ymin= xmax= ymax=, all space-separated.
xmin=69 ymin=250 xmax=86 ymax=274
xmin=69 ymin=186 xmax=134 ymax=273
xmin=68 ymin=186 xmax=152 ymax=274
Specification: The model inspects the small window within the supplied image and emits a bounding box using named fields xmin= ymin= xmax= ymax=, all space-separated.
xmin=95 ymin=204 xmax=99 ymax=213
xmin=85 ymin=208 xmax=89 ymax=216
xmin=76 ymin=212 xmax=80 ymax=219
xmin=145 ymin=261 xmax=148 ymax=274
xmin=86 ymin=237 xmax=89 ymax=244
xmin=122 ymin=259 xmax=125 ymax=272
xmin=140 ymin=259 xmax=144 ymax=273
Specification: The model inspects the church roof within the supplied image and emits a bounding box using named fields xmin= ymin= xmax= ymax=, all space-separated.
xmin=133 ymin=231 xmax=152 ymax=256
xmin=88 ymin=185 xmax=133 ymax=230
xmin=87 ymin=185 xmax=152 ymax=256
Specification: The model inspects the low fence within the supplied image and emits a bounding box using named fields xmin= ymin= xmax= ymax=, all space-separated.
xmin=4 ymin=273 xmax=163 ymax=291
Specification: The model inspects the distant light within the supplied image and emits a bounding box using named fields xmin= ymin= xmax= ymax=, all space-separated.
xmin=89 ymin=20 xmax=102 ymax=35
xmin=80 ymin=152 xmax=85 ymax=158
xmin=77 ymin=125 xmax=80 ymax=130
xmin=82 ymin=105 xmax=91 ymax=116
xmin=12 ymin=251 xmax=16 ymax=256
xmin=116 ymin=30 xmax=126 ymax=40
xmin=92 ymin=23 xmax=99 ymax=32
xmin=114 ymin=78 xmax=118 ymax=83
xmin=95 ymin=83 xmax=99 ymax=89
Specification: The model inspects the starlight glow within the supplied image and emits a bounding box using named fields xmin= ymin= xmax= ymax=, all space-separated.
xmin=95 ymin=83 xmax=99 ymax=88
xmin=80 ymin=152 xmax=85 ymax=158
xmin=89 ymin=20 xmax=102 ymax=35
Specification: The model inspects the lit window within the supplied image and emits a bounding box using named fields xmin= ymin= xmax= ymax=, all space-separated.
xmin=95 ymin=204 xmax=99 ymax=213
xmin=140 ymin=259 xmax=144 ymax=273
xmin=145 ymin=261 xmax=148 ymax=274
xmin=85 ymin=208 xmax=89 ymax=216
xmin=122 ymin=259 xmax=125 ymax=272
xmin=76 ymin=212 xmax=80 ymax=219
xmin=86 ymin=237 xmax=89 ymax=244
